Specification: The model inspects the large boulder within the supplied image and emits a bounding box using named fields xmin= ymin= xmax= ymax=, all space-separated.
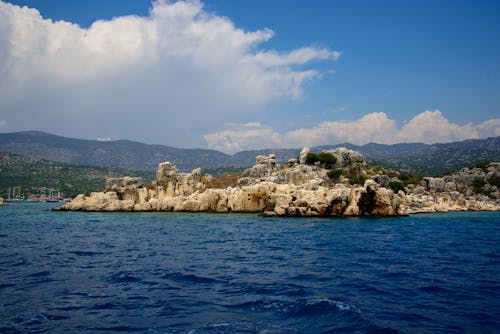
xmin=229 ymin=184 xmax=273 ymax=212
xmin=298 ymin=147 xmax=310 ymax=164
xmin=156 ymin=162 xmax=179 ymax=196
xmin=373 ymin=175 xmax=391 ymax=188
xmin=241 ymin=154 xmax=279 ymax=179
xmin=174 ymin=189 xmax=229 ymax=213
xmin=105 ymin=177 xmax=143 ymax=192
xmin=55 ymin=192 xmax=135 ymax=211
xmin=156 ymin=162 xmax=202 ymax=196
xmin=422 ymin=177 xmax=446 ymax=192
xmin=271 ymin=185 xmax=352 ymax=217
xmin=324 ymin=147 xmax=365 ymax=168
xmin=176 ymin=168 xmax=203 ymax=196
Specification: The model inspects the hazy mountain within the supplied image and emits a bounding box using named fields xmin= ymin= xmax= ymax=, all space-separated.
xmin=1 ymin=131 xmax=499 ymax=176
xmin=0 ymin=131 xmax=232 ymax=172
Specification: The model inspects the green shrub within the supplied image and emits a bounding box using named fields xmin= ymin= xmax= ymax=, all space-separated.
xmin=317 ymin=152 xmax=337 ymax=168
xmin=327 ymin=169 xmax=343 ymax=180
xmin=389 ymin=181 xmax=405 ymax=193
xmin=472 ymin=178 xmax=487 ymax=193
xmin=399 ymin=173 xmax=420 ymax=186
xmin=350 ymin=175 xmax=366 ymax=185
xmin=347 ymin=166 xmax=366 ymax=185
xmin=305 ymin=153 xmax=319 ymax=165
xmin=473 ymin=161 xmax=489 ymax=172
xmin=305 ymin=152 xmax=337 ymax=168
xmin=489 ymin=175 xmax=500 ymax=188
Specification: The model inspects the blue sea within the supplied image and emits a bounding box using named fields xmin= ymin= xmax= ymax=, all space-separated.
xmin=0 ymin=202 xmax=499 ymax=333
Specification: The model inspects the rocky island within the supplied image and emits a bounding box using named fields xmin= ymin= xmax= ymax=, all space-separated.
xmin=53 ymin=148 xmax=500 ymax=216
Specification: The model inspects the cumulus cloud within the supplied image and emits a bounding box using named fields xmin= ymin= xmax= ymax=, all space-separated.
xmin=204 ymin=110 xmax=500 ymax=153
xmin=395 ymin=110 xmax=500 ymax=143
xmin=0 ymin=0 xmax=339 ymax=146
xmin=204 ymin=122 xmax=283 ymax=153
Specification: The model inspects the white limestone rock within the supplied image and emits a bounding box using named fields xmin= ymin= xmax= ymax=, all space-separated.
xmin=298 ymin=147 xmax=310 ymax=164
xmin=324 ymin=147 xmax=365 ymax=168
xmin=105 ymin=177 xmax=143 ymax=192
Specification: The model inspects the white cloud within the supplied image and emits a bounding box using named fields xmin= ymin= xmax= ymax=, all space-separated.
xmin=246 ymin=48 xmax=341 ymax=68
xmin=203 ymin=122 xmax=283 ymax=153
xmin=204 ymin=110 xmax=500 ymax=153
xmin=395 ymin=110 xmax=500 ymax=143
xmin=284 ymin=112 xmax=398 ymax=146
xmin=0 ymin=0 xmax=339 ymax=146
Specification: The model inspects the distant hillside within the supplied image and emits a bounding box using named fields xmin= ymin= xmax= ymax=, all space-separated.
xmin=363 ymin=138 xmax=500 ymax=176
xmin=0 ymin=131 xmax=232 ymax=172
xmin=0 ymin=131 xmax=499 ymax=176
xmin=0 ymin=152 xmax=154 ymax=198
xmin=234 ymin=138 xmax=500 ymax=176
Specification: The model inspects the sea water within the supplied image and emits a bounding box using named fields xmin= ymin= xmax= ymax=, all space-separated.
xmin=0 ymin=202 xmax=499 ymax=333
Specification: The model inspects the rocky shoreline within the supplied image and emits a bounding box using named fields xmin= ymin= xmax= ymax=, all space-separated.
xmin=53 ymin=148 xmax=500 ymax=216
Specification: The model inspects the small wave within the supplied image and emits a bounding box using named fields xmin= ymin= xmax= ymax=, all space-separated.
xmin=288 ymin=298 xmax=361 ymax=317
xmin=26 ymin=270 xmax=51 ymax=278
xmin=290 ymin=273 xmax=317 ymax=280
xmin=109 ymin=272 xmax=142 ymax=284
xmin=11 ymin=312 xmax=70 ymax=326
xmin=0 ymin=283 xmax=15 ymax=290
xmin=125 ymin=295 xmax=148 ymax=301
xmin=0 ymin=325 xmax=22 ymax=334
xmin=161 ymin=272 xmax=220 ymax=284
xmin=229 ymin=297 xmax=403 ymax=333
xmin=92 ymin=325 xmax=148 ymax=332
xmin=192 ymin=319 xmax=295 ymax=334
xmin=87 ymin=302 xmax=120 ymax=310
xmin=10 ymin=260 xmax=29 ymax=267
xmin=481 ymin=252 xmax=500 ymax=258
xmin=232 ymin=297 xmax=360 ymax=316
xmin=254 ymin=284 xmax=308 ymax=297
xmin=419 ymin=285 xmax=446 ymax=293
xmin=50 ymin=305 xmax=85 ymax=312
xmin=69 ymin=250 xmax=103 ymax=256
xmin=383 ymin=271 xmax=412 ymax=279
xmin=45 ymin=314 xmax=70 ymax=321
xmin=227 ymin=281 xmax=308 ymax=297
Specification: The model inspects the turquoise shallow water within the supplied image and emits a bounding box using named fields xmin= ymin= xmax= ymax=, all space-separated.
xmin=0 ymin=202 xmax=499 ymax=333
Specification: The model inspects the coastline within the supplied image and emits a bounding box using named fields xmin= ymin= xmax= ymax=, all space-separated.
xmin=53 ymin=147 xmax=500 ymax=216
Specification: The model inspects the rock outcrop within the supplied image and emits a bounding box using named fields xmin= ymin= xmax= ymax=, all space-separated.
xmin=105 ymin=177 xmax=143 ymax=192
xmin=402 ymin=163 xmax=500 ymax=213
xmin=55 ymin=148 xmax=403 ymax=216
xmin=324 ymin=147 xmax=365 ymax=168
xmin=53 ymin=149 xmax=500 ymax=216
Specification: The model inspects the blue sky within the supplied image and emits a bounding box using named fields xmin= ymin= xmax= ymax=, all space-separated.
xmin=1 ymin=0 xmax=499 ymax=152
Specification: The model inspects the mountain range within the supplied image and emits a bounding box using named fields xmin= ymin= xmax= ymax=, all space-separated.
xmin=1 ymin=131 xmax=499 ymax=176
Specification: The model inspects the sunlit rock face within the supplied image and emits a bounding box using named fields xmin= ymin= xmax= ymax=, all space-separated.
xmin=105 ymin=177 xmax=144 ymax=192
xmin=54 ymin=149 xmax=500 ymax=216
